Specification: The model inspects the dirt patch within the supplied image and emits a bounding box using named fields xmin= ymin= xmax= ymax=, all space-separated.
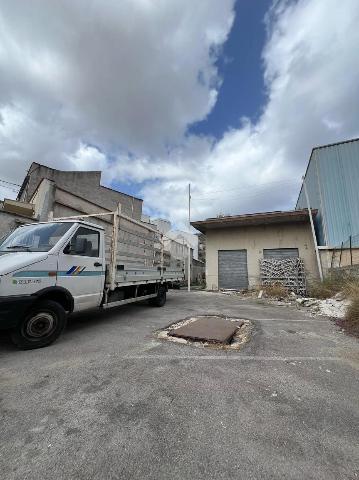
xmin=155 ymin=315 xmax=251 ymax=350
xmin=336 ymin=296 xmax=359 ymax=338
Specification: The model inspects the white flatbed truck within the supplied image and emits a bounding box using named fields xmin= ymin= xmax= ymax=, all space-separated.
xmin=0 ymin=208 xmax=184 ymax=349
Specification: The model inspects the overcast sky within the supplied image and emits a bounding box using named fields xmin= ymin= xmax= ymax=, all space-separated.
xmin=0 ymin=0 xmax=358 ymax=228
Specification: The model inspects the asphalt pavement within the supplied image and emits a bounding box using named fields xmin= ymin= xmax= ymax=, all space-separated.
xmin=0 ymin=290 xmax=358 ymax=480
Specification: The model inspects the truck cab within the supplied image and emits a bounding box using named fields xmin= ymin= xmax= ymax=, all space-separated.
xmin=0 ymin=220 xmax=106 ymax=348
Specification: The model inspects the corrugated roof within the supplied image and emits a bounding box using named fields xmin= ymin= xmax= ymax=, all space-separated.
xmin=312 ymin=137 xmax=359 ymax=152
xmin=191 ymin=209 xmax=316 ymax=233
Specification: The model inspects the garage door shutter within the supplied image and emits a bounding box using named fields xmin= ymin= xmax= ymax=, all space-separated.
xmin=263 ymin=248 xmax=299 ymax=259
xmin=218 ymin=250 xmax=248 ymax=290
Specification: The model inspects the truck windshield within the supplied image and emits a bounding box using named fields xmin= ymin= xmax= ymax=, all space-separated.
xmin=0 ymin=222 xmax=74 ymax=252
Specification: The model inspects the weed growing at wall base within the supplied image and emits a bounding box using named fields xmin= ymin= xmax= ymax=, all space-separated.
xmin=337 ymin=296 xmax=359 ymax=338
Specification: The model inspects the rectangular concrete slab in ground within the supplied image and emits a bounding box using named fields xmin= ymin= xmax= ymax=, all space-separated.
xmin=169 ymin=316 xmax=241 ymax=343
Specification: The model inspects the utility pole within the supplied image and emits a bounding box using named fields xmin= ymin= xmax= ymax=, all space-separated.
xmin=188 ymin=183 xmax=191 ymax=292
xmin=302 ymin=177 xmax=323 ymax=281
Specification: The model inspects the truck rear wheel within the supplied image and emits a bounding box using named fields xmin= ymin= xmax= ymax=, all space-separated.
xmin=11 ymin=300 xmax=67 ymax=350
xmin=149 ymin=287 xmax=167 ymax=307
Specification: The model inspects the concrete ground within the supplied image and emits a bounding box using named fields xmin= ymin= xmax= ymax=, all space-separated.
xmin=0 ymin=290 xmax=358 ymax=480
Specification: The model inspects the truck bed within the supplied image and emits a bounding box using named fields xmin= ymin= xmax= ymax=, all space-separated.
xmin=105 ymin=265 xmax=184 ymax=288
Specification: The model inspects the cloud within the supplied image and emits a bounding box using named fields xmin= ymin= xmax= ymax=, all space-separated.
xmin=0 ymin=0 xmax=358 ymax=229
xmin=137 ymin=0 xmax=359 ymax=226
xmin=0 ymin=0 xmax=234 ymax=162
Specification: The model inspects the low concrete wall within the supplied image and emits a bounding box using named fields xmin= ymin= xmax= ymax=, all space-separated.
xmin=319 ymin=248 xmax=359 ymax=277
xmin=328 ymin=265 xmax=359 ymax=279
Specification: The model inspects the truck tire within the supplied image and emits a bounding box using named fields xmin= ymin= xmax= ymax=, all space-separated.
xmin=149 ymin=287 xmax=167 ymax=307
xmin=11 ymin=300 xmax=67 ymax=350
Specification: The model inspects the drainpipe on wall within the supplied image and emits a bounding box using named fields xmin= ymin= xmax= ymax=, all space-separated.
xmin=302 ymin=176 xmax=324 ymax=281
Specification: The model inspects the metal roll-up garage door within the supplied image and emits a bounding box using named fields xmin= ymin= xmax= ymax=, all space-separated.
xmin=263 ymin=248 xmax=299 ymax=259
xmin=218 ymin=250 xmax=248 ymax=290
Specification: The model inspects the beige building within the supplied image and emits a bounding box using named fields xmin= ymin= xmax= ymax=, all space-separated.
xmin=191 ymin=210 xmax=320 ymax=291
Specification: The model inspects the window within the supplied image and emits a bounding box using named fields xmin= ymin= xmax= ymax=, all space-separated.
xmin=65 ymin=227 xmax=100 ymax=257
xmin=0 ymin=222 xmax=73 ymax=252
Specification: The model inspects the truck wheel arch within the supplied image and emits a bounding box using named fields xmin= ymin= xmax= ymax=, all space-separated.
xmin=32 ymin=287 xmax=74 ymax=313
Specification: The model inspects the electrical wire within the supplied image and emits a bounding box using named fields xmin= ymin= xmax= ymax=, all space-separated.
xmin=0 ymin=178 xmax=21 ymax=187
xmin=192 ymin=178 xmax=300 ymax=199
xmin=0 ymin=183 xmax=20 ymax=194
xmin=192 ymin=180 xmax=300 ymax=202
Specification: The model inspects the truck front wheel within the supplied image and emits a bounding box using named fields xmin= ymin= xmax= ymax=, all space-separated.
xmin=11 ymin=300 xmax=67 ymax=350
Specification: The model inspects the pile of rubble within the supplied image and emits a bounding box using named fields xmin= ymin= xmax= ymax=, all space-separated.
xmin=220 ymin=289 xmax=258 ymax=298
xmin=219 ymin=288 xmax=350 ymax=318
xmin=295 ymin=293 xmax=350 ymax=318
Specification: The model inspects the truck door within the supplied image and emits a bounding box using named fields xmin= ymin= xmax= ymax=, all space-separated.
xmin=57 ymin=226 xmax=104 ymax=311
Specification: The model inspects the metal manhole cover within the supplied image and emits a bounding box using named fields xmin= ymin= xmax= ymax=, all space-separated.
xmin=155 ymin=315 xmax=251 ymax=350
xmin=169 ymin=315 xmax=242 ymax=344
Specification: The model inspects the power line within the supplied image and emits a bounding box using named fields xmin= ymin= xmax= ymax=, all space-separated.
xmin=0 ymin=184 xmax=20 ymax=192
xmin=192 ymin=178 xmax=300 ymax=199
xmin=192 ymin=180 xmax=299 ymax=202
xmin=0 ymin=180 xmax=20 ymax=194
xmin=0 ymin=177 xmax=21 ymax=187
xmin=0 ymin=188 xmax=19 ymax=194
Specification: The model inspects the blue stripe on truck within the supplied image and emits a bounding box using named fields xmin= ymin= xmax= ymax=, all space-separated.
xmin=58 ymin=271 xmax=104 ymax=276
xmin=13 ymin=271 xmax=51 ymax=277
xmin=13 ymin=271 xmax=105 ymax=277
